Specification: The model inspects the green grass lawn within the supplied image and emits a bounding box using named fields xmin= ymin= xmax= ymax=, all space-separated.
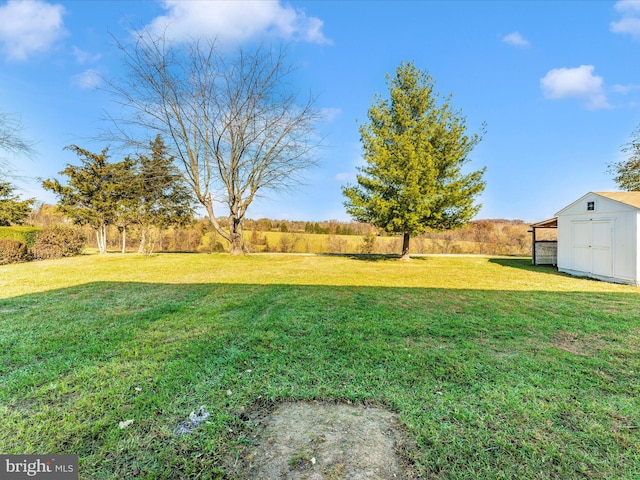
xmin=1 ymin=254 xmax=639 ymax=479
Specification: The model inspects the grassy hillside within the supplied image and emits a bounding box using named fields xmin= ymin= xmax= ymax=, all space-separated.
xmin=1 ymin=254 xmax=638 ymax=478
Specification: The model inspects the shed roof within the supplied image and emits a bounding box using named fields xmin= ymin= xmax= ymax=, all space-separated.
xmin=531 ymin=217 xmax=557 ymax=228
xmin=593 ymin=191 xmax=640 ymax=209
xmin=556 ymin=191 xmax=640 ymax=216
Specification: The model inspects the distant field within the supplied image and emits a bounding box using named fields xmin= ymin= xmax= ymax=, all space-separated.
xmin=78 ymin=218 xmax=532 ymax=255
xmin=1 ymin=254 xmax=639 ymax=478
xmin=251 ymin=231 xmax=506 ymax=255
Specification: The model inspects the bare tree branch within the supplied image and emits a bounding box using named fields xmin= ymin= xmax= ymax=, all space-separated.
xmin=0 ymin=111 xmax=36 ymax=180
xmin=101 ymin=30 xmax=322 ymax=254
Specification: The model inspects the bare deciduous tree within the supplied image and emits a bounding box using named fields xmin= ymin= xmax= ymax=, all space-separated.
xmin=105 ymin=31 xmax=322 ymax=254
xmin=0 ymin=111 xmax=35 ymax=179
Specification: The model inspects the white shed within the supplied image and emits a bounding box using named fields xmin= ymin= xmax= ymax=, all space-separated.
xmin=556 ymin=191 xmax=640 ymax=286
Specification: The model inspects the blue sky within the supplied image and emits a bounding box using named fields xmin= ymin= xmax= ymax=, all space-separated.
xmin=2 ymin=0 xmax=640 ymax=223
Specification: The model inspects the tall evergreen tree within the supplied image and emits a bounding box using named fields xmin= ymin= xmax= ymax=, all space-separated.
xmin=134 ymin=135 xmax=195 ymax=253
xmin=42 ymin=146 xmax=127 ymax=254
xmin=0 ymin=181 xmax=35 ymax=225
xmin=342 ymin=62 xmax=486 ymax=260
xmin=110 ymin=156 xmax=138 ymax=253
xmin=43 ymin=140 xmax=194 ymax=253
xmin=43 ymin=140 xmax=194 ymax=255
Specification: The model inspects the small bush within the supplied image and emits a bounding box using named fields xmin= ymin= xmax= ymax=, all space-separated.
xmin=0 ymin=238 xmax=28 ymax=265
xmin=197 ymin=231 xmax=225 ymax=253
xmin=359 ymin=234 xmax=377 ymax=254
xmin=32 ymin=225 xmax=86 ymax=260
xmin=279 ymin=233 xmax=301 ymax=253
xmin=326 ymin=235 xmax=347 ymax=254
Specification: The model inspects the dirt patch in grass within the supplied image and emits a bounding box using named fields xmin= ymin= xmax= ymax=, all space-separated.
xmin=229 ymin=401 xmax=418 ymax=479
xmin=550 ymin=330 xmax=612 ymax=357
xmin=552 ymin=330 xmax=587 ymax=356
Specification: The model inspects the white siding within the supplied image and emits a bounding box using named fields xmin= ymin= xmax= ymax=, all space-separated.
xmin=611 ymin=212 xmax=636 ymax=282
xmin=570 ymin=220 xmax=592 ymax=273
xmin=591 ymin=219 xmax=613 ymax=277
xmin=556 ymin=193 xmax=639 ymax=285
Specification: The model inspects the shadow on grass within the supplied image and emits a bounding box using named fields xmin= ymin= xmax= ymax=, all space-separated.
xmin=488 ymin=257 xmax=614 ymax=285
xmin=320 ymin=253 xmax=432 ymax=262
xmin=490 ymin=257 xmax=557 ymax=273
xmin=318 ymin=253 xmax=398 ymax=262
xmin=2 ymin=281 xmax=640 ymax=478
xmin=2 ymin=281 xmax=638 ymax=379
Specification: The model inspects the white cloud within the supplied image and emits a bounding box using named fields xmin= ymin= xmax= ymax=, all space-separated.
xmin=72 ymin=46 xmax=101 ymax=65
xmin=502 ymin=32 xmax=530 ymax=47
xmin=611 ymin=16 xmax=640 ymax=37
xmin=540 ymin=65 xmax=610 ymax=110
xmin=320 ymin=107 xmax=341 ymax=123
xmin=0 ymin=0 xmax=67 ymax=61
xmin=615 ymin=0 xmax=640 ymax=13
xmin=612 ymin=83 xmax=640 ymax=94
xmin=611 ymin=0 xmax=640 ymax=38
xmin=145 ymin=0 xmax=330 ymax=45
xmin=72 ymin=69 xmax=101 ymax=89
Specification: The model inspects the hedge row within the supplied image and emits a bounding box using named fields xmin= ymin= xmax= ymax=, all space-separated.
xmin=0 ymin=225 xmax=86 ymax=265
xmin=0 ymin=226 xmax=41 ymax=248
xmin=0 ymin=239 xmax=28 ymax=265
xmin=32 ymin=225 xmax=86 ymax=260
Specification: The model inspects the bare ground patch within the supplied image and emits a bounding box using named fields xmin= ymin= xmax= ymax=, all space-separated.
xmin=228 ymin=401 xmax=418 ymax=479
xmin=549 ymin=330 xmax=615 ymax=357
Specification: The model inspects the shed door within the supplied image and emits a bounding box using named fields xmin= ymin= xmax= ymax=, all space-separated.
xmin=572 ymin=220 xmax=613 ymax=276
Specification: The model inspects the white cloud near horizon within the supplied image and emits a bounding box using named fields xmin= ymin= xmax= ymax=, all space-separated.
xmin=0 ymin=0 xmax=67 ymax=61
xmin=611 ymin=0 xmax=640 ymax=38
xmin=145 ymin=0 xmax=330 ymax=45
xmin=540 ymin=65 xmax=610 ymax=110
xmin=502 ymin=32 xmax=530 ymax=47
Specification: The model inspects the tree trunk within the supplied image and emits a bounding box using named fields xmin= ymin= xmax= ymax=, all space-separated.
xmin=229 ymin=216 xmax=245 ymax=255
xmin=138 ymin=229 xmax=146 ymax=254
xmin=230 ymin=233 xmax=243 ymax=254
xmin=204 ymin=194 xmax=238 ymax=253
xmin=202 ymin=194 xmax=249 ymax=255
xmin=96 ymin=225 xmax=107 ymax=254
xmin=400 ymin=232 xmax=411 ymax=261
xmin=101 ymin=225 xmax=107 ymax=253
xmin=121 ymin=227 xmax=126 ymax=254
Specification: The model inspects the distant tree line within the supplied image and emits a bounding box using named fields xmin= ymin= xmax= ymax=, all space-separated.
xmin=20 ymin=210 xmax=531 ymax=256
